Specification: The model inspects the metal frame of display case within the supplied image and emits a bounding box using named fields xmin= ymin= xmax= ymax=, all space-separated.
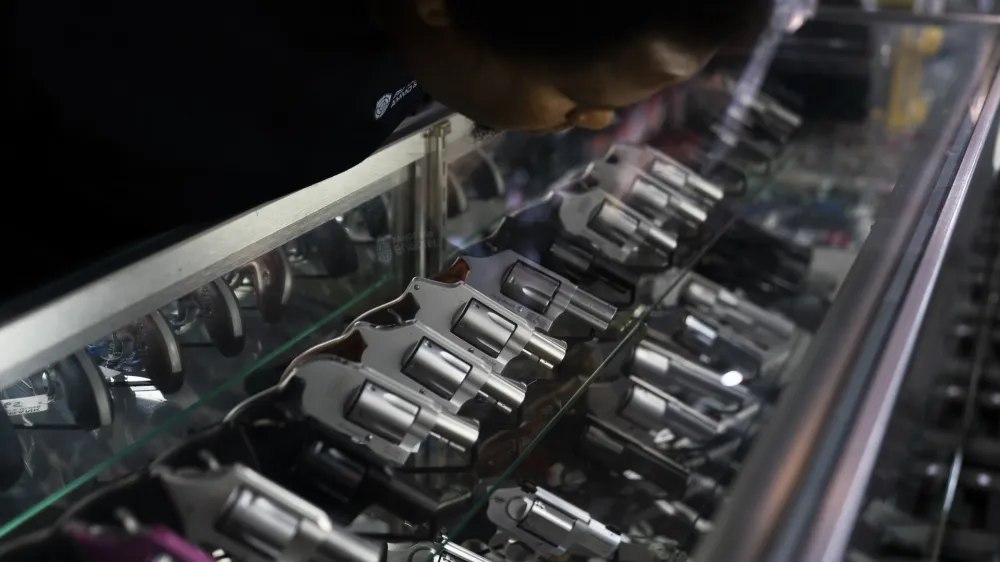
xmin=695 ymin=30 xmax=1000 ymax=562
xmin=4 ymin=21 xmax=1000 ymax=561
xmin=0 ymin=111 xmax=478 ymax=390
xmin=816 ymin=6 xmax=1000 ymax=26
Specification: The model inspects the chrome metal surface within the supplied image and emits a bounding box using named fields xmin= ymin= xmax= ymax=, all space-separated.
xmin=346 ymin=382 xmax=421 ymax=445
xmin=452 ymin=299 xmax=517 ymax=357
xmin=633 ymin=339 xmax=750 ymax=404
xmin=350 ymin=321 xmax=525 ymax=414
xmin=522 ymin=331 xmax=570 ymax=371
xmin=292 ymin=357 xmax=480 ymax=464
xmin=378 ymin=278 xmax=567 ymax=374
xmin=591 ymin=201 xmax=642 ymax=244
xmin=155 ymin=462 xmax=383 ymax=562
xmin=517 ymin=498 xmax=575 ymax=545
xmin=488 ymin=486 xmax=621 ymax=559
xmin=402 ymin=338 xmax=473 ymax=398
xmin=424 ymin=122 xmax=450 ymax=275
xmin=605 ymin=144 xmax=726 ymax=204
xmin=502 ymin=262 xmax=560 ymax=313
xmin=457 ymin=250 xmax=616 ymax=332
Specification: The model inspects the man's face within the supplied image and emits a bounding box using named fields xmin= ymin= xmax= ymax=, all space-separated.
xmin=469 ymin=40 xmax=714 ymax=134
xmin=391 ymin=7 xmax=716 ymax=135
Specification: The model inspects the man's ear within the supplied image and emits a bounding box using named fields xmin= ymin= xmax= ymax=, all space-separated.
xmin=414 ymin=0 xmax=451 ymax=27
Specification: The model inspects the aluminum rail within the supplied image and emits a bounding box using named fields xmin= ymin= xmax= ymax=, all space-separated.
xmin=694 ymin=36 xmax=1000 ymax=562
xmin=798 ymin=45 xmax=1000 ymax=562
xmin=0 ymin=112 xmax=474 ymax=389
xmin=815 ymin=6 xmax=1000 ymax=26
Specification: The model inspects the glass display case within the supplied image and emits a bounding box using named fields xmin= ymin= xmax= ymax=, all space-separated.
xmin=1 ymin=7 xmax=999 ymax=562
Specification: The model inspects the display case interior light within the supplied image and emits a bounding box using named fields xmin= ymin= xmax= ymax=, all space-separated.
xmin=720 ymin=371 xmax=744 ymax=387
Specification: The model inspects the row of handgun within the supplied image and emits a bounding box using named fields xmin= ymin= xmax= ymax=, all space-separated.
xmin=1 ymin=83 xmax=811 ymax=561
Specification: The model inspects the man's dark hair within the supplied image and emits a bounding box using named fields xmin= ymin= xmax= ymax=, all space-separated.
xmin=444 ymin=0 xmax=775 ymax=62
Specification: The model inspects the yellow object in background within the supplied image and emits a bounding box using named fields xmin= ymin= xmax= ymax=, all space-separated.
xmin=918 ymin=27 xmax=944 ymax=54
xmin=887 ymin=26 xmax=943 ymax=132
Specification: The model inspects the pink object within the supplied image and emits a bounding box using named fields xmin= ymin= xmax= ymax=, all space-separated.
xmin=67 ymin=524 xmax=215 ymax=562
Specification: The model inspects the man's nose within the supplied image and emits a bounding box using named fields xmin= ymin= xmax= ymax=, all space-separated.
xmin=567 ymin=108 xmax=615 ymax=130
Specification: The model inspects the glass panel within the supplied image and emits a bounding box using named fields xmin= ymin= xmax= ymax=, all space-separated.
xmin=427 ymin=18 xmax=990 ymax=562
xmin=839 ymin=26 xmax=1000 ymax=562
xmin=0 ymin=14 xmax=992 ymax=562
xmin=0 ymin=180 xmax=411 ymax=537
xmin=843 ymin=173 xmax=1000 ymax=562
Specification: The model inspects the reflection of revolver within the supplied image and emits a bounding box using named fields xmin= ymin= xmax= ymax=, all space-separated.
xmin=587 ymin=375 xmax=723 ymax=444
xmin=487 ymin=484 xmax=621 ymax=560
xmin=436 ymin=250 xmax=617 ymax=333
xmin=279 ymin=356 xmax=480 ymax=465
xmin=466 ymin=202 xmax=642 ymax=306
xmin=155 ymin=421 xmax=470 ymax=534
xmin=387 ymin=540 xmax=490 ymax=562
xmin=721 ymin=76 xmax=802 ymax=141
xmin=604 ymin=144 xmax=727 ymax=206
xmin=551 ymin=413 xmax=690 ymax=499
xmin=473 ymin=343 xmax=610 ymax=477
xmin=153 ymin=459 xmax=385 ymax=562
xmin=355 ymin=278 xmax=568 ymax=374
xmin=286 ymin=320 xmax=527 ymax=415
xmin=646 ymin=308 xmax=765 ymax=379
xmin=632 ymin=338 xmax=751 ymax=407
xmin=551 ymin=179 xmax=679 ymax=261
xmin=693 ymin=118 xmax=779 ymax=174
xmin=693 ymin=219 xmax=812 ymax=307
xmin=678 ymin=274 xmax=796 ymax=346
xmin=571 ymin=162 xmax=710 ymax=233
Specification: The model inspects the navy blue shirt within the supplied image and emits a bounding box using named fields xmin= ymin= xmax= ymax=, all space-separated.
xmin=3 ymin=0 xmax=423 ymax=309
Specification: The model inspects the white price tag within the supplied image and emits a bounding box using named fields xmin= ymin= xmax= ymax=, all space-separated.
xmin=2 ymin=394 xmax=49 ymax=416
xmin=651 ymin=160 xmax=686 ymax=187
xmin=98 ymin=365 xmax=121 ymax=378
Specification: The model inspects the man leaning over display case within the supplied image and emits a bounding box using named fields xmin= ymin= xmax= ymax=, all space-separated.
xmin=3 ymin=0 xmax=772 ymax=303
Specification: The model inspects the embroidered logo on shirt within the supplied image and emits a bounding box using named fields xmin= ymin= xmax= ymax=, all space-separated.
xmin=374 ymin=94 xmax=392 ymax=120
xmin=374 ymin=80 xmax=419 ymax=120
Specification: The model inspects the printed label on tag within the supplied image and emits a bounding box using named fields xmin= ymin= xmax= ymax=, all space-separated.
xmin=2 ymin=394 xmax=49 ymax=416
xmin=651 ymin=160 xmax=686 ymax=186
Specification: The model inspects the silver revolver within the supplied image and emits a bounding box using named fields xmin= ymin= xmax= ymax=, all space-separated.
xmin=437 ymin=250 xmax=617 ymax=332
xmin=487 ymin=484 xmax=621 ymax=560
xmin=631 ymin=338 xmax=752 ymax=407
xmin=678 ymin=274 xmax=797 ymax=345
xmin=284 ymin=356 xmax=480 ymax=465
xmin=288 ymin=320 xmax=526 ymax=415
xmin=722 ymin=76 xmax=802 ymax=138
xmin=355 ymin=278 xmax=568 ymax=374
xmin=152 ymin=457 xmax=385 ymax=562
xmin=552 ymin=177 xmax=679 ymax=261
xmin=578 ymin=161 xmax=710 ymax=230
xmin=587 ymin=375 xmax=723 ymax=444
xmin=603 ymin=144 xmax=726 ymax=206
